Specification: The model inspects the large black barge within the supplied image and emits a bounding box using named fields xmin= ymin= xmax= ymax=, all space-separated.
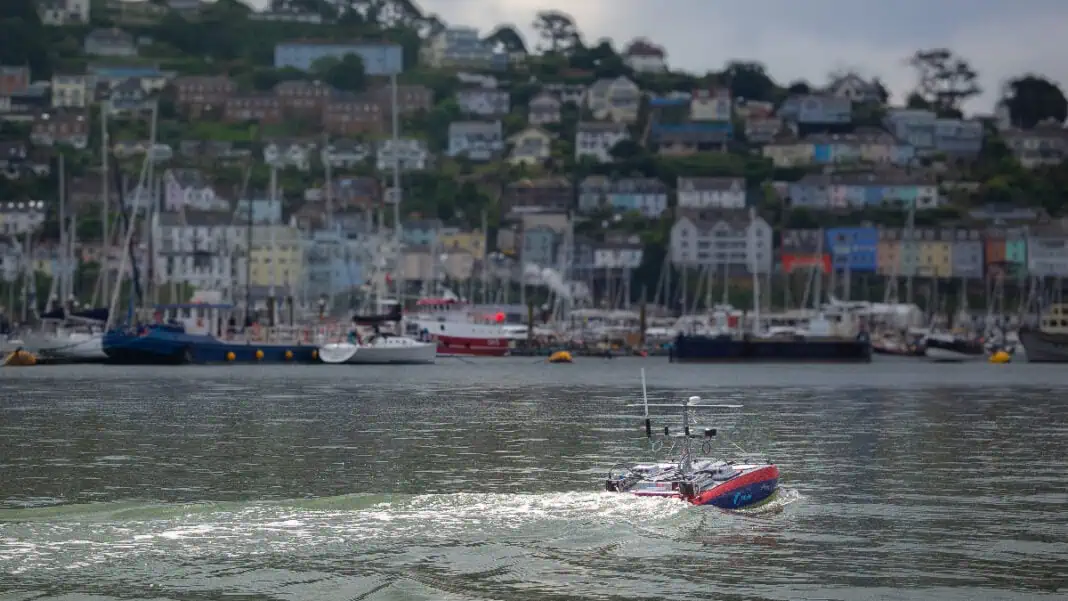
xmin=669 ymin=333 xmax=872 ymax=363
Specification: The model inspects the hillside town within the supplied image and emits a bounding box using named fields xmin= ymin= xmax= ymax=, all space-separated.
xmin=1 ymin=0 xmax=1067 ymax=318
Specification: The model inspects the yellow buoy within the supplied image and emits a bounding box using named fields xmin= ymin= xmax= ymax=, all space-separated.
xmin=548 ymin=350 xmax=573 ymax=363
xmin=226 ymin=351 xmax=236 ymax=361
xmin=255 ymin=349 xmax=264 ymax=360
xmin=989 ymin=350 xmax=1011 ymax=364
xmin=3 ymin=350 xmax=37 ymax=367
xmin=312 ymin=350 xmax=318 ymax=360
xmin=284 ymin=350 xmax=293 ymax=360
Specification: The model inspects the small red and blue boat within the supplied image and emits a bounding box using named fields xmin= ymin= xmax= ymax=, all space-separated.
xmin=605 ymin=378 xmax=779 ymax=510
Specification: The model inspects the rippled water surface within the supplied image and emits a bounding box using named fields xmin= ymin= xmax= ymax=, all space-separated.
xmin=1 ymin=359 xmax=1066 ymax=600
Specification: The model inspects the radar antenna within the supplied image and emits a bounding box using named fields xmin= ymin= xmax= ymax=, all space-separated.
xmin=627 ymin=368 xmax=742 ymax=473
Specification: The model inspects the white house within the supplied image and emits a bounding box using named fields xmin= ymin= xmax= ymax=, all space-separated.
xmin=321 ymin=140 xmax=372 ymax=169
xmin=377 ymin=138 xmax=430 ymax=171
xmin=447 ymin=121 xmax=503 ymax=161
xmin=676 ymin=177 xmax=746 ymax=209
xmin=263 ymin=140 xmax=315 ymax=171
xmin=575 ymin=121 xmax=628 ymax=163
xmin=594 ymin=243 xmax=643 ymax=269
xmin=622 ymin=39 xmax=667 ymax=73
xmin=162 ymin=169 xmax=228 ymax=212
xmin=670 ymin=208 xmax=772 ymax=274
xmin=0 ymin=201 xmax=46 ymax=236
xmin=38 ymin=0 xmax=90 ymax=26
xmin=153 ymin=212 xmax=246 ymax=295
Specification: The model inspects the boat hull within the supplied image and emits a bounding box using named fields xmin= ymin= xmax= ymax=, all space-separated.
xmin=689 ymin=465 xmax=779 ymax=509
xmin=611 ymin=463 xmax=779 ymax=510
xmin=434 ymin=335 xmax=510 ymax=357
xmin=924 ymin=346 xmax=985 ymax=362
xmin=21 ymin=333 xmax=107 ymax=363
xmin=671 ymin=334 xmax=871 ymax=363
xmin=319 ymin=340 xmax=437 ymax=364
xmin=922 ymin=336 xmax=986 ymax=362
xmin=1018 ymin=328 xmax=1068 ymax=362
xmin=103 ymin=330 xmax=318 ymax=365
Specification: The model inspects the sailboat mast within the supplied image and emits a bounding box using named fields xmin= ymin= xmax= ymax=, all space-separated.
xmin=749 ymin=207 xmax=760 ymax=334
xmin=58 ymin=152 xmax=67 ymax=305
xmin=100 ymin=101 xmax=110 ymax=303
xmin=243 ymin=160 xmax=253 ymax=321
xmin=904 ymin=195 xmax=916 ymax=305
xmin=390 ymin=73 xmax=402 ymax=304
xmin=268 ymin=164 xmax=278 ymax=323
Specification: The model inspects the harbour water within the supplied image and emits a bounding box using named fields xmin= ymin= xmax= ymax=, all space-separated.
xmin=1 ymin=359 xmax=1066 ymax=599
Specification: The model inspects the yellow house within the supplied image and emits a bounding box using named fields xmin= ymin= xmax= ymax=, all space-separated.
xmin=438 ymin=228 xmax=485 ymax=260
xmin=856 ymin=129 xmax=897 ymax=164
xmin=249 ymin=225 xmax=304 ymax=289
xmin=51 ymin=74 xmax=90 ymax=109
xmin=876 ymin=228 xmax=900 ymax=276
xmin=763 ymin=141 xmax=814 ymax=167
xmin=507 ymin=127 xmax=552 ymax=166
xmin=916 ymin=229 xmax=952 ymax=278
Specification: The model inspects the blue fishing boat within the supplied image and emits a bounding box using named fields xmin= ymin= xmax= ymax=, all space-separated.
xmin=102 ymin=302 xmax=320 ymax=365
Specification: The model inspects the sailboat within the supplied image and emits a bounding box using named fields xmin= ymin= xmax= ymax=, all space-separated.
xmin=318 ymin=263 xmax=436 ymax=365
xmin=18 ymin=155 xmax=109 ymax=363
xmin=318 ymin=76 xmax=435 ymax=366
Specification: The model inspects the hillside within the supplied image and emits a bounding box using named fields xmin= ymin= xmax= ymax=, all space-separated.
xmin=1 ymin=0 xmax=1068 ymax=254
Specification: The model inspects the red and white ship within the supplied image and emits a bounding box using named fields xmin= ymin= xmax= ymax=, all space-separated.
xmin=408 ymin=298 xmax=514 ymax=357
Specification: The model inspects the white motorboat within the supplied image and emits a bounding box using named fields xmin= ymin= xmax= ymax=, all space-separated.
xmin=318 ymin=334 xmax=436 ymax=365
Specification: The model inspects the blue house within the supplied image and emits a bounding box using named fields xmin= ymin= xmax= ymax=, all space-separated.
xmin=825 ymin=227 xmax=878 ymax=272
xmin=274 ymin=42 xmax=404 ymax=74
xmin=778 ymin=94 xmax=852 ymax=124
xmin=234 ymin=196 xmax=283 ymax=225
xmin=787 ymin=175 xmax=830 ymax=209
xmin=303 ymin=228 xmax=364 ymax=299
xmin=521 ymin=226 xmax=558 ymax=267
xmin=402 ymin=219 xmax=443 ymax=247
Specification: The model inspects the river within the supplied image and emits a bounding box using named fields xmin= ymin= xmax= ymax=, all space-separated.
xmin=0 ymin=358 xmax=1066 ymax=599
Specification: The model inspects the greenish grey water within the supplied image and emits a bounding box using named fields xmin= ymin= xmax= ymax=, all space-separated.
xmin=0 ymin=358 xmax=1066 ymax=600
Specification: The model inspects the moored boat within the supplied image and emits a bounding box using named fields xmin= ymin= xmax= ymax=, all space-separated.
xmin=103 ymin=302 xmax=318 ymax=365
xmin=20 ymin=307 xmax=109 ymax=364
xmin=318 ymin=334 xmax=436 ymax=365
xmin=921 ymin=332 xmax=986 ymax=362
xmin=409 ymin=297 xmax=511 ymax=357
xmin=1019 ymin=303 xmax=1068 ymax=362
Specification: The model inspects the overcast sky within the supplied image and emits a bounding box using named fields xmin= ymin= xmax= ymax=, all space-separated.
xmin=248 ymin=0 xmax=1068 ymax=113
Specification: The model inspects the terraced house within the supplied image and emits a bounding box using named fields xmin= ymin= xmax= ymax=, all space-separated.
xmin=578 ymin=177 xmax=669 ymax=218
xmin=764 ymin=129 xmax=914 ymax=168
xmin=670 ymin=208 xmax=772 ymax=274
xmin=787 ymin=171 xmax=940 ymax=211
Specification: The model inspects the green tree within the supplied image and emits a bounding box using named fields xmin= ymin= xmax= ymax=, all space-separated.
xmin=1003 ymin=75 xmax=1068 ymax=129
xmin=721 ymin=61 xmax=777 ymax=102
xmin=532 ymin=10 xmax=581 ymax=54
xmin=907 ymin=48 xmax=981 ymax=116
xmin=311 ymin=54 xmax=367 ymax=92
xmin=484 ymin=25 xmax=528 ymax=55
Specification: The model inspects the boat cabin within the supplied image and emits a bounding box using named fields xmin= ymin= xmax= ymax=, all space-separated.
xmin=151 ymin=302 xmax=234 ymax=337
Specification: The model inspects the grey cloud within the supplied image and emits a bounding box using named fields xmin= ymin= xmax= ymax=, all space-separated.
xmin=247 ymin=0 xmax=1068 ymax=112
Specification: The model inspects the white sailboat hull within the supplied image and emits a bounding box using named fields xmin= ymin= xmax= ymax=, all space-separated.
xmin=924 ymin=346 xmax=985 ymax=362
xmin=318 ymin=342 xmax=360 ymax=364
xmin=318 ymin=338 xmax=436 ymax=365
xmin=20 ymin=332 xmax=106 ymax=362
